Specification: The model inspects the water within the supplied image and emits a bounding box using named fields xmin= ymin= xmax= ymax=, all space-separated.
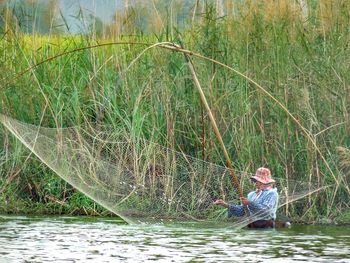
xmin=0 ymin=215 xmax=349 ymax=263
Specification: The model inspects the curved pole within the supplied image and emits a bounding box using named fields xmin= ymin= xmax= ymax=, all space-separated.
xmin=2 ymin=41 xmax=343 ymax=196
xmin=157 ymin=43 xmax=342 ymax=192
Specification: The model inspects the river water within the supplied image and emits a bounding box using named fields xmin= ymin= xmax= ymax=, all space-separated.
xmin=0 ymin=215 xmax=349 ymax=263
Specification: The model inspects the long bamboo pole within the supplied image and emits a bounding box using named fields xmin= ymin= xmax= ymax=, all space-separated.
xmin=183 ymin=52 xmax=245 ymax=200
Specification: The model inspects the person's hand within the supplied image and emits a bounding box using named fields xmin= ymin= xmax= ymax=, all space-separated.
xmin=214 ymin=199 xmax=229 ymax=208
xmin=240 ymin=197 xmax=250 ymax=206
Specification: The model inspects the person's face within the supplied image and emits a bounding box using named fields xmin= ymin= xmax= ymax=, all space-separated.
xmin=255 ymin=181 xmax=264 ymax=190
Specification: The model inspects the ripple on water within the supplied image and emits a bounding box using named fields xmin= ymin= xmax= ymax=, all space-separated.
xmin=0 ymin=216 xmax=349 ymax=262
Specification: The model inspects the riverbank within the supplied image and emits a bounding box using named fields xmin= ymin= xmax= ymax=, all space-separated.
xmin=1 ymin=196 xmax=349 ymax=226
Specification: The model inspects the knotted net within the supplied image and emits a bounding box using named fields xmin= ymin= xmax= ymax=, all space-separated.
xmin=0 ymin=114 xmax=324 ymax=225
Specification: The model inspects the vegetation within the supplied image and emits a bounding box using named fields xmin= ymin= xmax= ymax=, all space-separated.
xmin=0 ymin=0 xmax=349 ymax=224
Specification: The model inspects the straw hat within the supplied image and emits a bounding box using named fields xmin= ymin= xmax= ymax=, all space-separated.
xmin=250 ymin=167 xmax=275 ymax=184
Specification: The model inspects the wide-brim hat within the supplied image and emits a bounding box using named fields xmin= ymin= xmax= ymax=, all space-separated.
xmin=250 ymin=167 xmax=275 ymax=184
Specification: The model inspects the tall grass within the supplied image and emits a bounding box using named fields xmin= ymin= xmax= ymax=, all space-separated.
xmin=0 ymin=0 xmax=349 ymax=221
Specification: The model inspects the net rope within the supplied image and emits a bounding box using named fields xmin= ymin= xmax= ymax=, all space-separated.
xmin=0 ymin=114 xmax=325 ymax=226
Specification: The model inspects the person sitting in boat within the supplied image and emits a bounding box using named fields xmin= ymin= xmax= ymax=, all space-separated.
xmin=214 ymin=167 xmax=278 ymax=228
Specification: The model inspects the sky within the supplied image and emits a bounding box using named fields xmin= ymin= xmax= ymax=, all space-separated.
xmin=1 ymin=0 xmax=209 ymax=34
xmin=2 ymin=0 xmax=127 ymax=33
xmin=58 ymin=0 xmax=121 ymax=33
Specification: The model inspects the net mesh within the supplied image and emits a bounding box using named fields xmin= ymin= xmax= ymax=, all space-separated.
xmin=0 ymin=114 xmax=325 ymax=226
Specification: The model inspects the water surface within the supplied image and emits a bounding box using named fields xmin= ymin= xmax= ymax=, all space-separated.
xmin=0 ymin=215 xmax=349 ymax=262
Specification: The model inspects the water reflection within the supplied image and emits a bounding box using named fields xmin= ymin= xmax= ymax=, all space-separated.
xmin=0 ymin=215 xmax=349 ymax=262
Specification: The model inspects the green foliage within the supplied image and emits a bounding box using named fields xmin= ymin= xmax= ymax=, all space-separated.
xmin=336 ymin=210 xmax=350 ymax=224
xmin=0 ymin=1 xmax=349 ymax=222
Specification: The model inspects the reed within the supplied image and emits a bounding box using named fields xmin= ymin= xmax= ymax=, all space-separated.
xmin=0 ymin=0 xmax=349 ymax=222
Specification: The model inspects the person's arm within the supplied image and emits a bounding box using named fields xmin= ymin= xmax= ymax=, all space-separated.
xmin=214 ymin=199 xmax=245 ymax=217
xmin=213 ymin=199 xmax=228 ymax=208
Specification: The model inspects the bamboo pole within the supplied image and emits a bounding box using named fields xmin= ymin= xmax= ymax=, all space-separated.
xmin=183 ymin=53 xmax=245 ymax=200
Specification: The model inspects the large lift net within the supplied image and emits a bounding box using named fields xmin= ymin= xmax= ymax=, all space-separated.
xmin=0 ymin=114 xmax=324 ymax=226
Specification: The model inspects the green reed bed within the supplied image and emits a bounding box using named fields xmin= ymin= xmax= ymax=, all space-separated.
xmin=0 ymin=1 xmax=349 ymax=223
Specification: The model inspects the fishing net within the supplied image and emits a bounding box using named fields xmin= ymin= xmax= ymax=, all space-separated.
xmin=0 ymin=114 xmax=325 ymax=226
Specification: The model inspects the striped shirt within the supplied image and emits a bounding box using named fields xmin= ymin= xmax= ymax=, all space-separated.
xmin=228 ymin=188 xmax=279 ymax=220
